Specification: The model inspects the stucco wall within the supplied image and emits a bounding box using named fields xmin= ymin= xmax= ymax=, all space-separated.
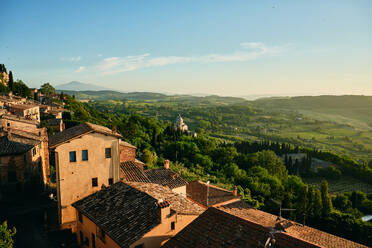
xmin=76 ymin=212 xmax=120 ymax=248
xmin=55 ymin=132 xmax=120 ymax=226
xmin=130 ymin=214 xmax=198 ymax=248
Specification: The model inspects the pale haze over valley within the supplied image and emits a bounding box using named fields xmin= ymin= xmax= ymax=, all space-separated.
xmin=2 ymin=1 xmax=371 ymax=96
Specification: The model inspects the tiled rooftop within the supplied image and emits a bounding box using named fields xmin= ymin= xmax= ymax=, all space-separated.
xmin=49 ymin=122 xmax=122 ymax=148
xmin=9 ymin=104 xmax=39 ymax=110
xmin=72 ymin=182 xmax=160 ymax=248
xmin=163 ymin=201 xmax=368 ymax=248
xmin=120 ymin=161 xmax=150 ymax=183
xmin=187 ymin=180 xmax=238 ymax=207
xmin=0 ymin=114 xmax=39 ymax=125
xmin=120 ymin=140 xmax=136 ymax=149
xmin=120 ymin=163 xmax=188 ymax=189
xmin=144 ymin=168 xmax=187 ymax=189
xmin=126 ymin=182 xmax=205 ymax=215
xmin=219 ymin=201 xmax=368 ymax=248
xmin=0 ymin=136 xmax=34 ymax=156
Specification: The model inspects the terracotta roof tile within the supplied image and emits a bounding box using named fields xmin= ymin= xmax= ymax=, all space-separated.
xmin=126 ymin=182 xmax=204 ymax=215
xmin=49 ymin=122 xmax=121 ymax=148
xmin=120 ymin=161 xmax=150 ymax=183
xmin=0 ymin=136 xmax=33 ymax=156
xmin=120 ymin=140 xmax=136 ymax=149
xmin=163 ymin=204 xmax=368 ymax=248
xmin=144 ymin=168 xmax=187 ymax=189
xmin=120 ymin=163 xmax=187 ymax=189
xmin=72 ymin=182 xmax=160 ymax=248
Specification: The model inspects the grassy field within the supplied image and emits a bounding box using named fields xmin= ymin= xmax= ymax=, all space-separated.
xmin=303 ymin=175 xmax=372 ymax=195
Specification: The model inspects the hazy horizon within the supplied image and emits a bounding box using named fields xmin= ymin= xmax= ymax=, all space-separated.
xmin=3 ymin=1 xmax=371 ymax=96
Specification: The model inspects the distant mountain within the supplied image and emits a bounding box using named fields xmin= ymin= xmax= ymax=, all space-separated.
xmin=55 ymin=81 xmax=110 ymax=91
xmin=56 ymin=89 xmax=247 ymax=104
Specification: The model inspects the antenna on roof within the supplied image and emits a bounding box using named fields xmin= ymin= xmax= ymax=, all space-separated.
xmin=270 ymin=198 xmax=296 ymax=220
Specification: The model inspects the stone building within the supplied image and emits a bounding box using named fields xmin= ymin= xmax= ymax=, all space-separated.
xmin=2 ymin=128 xmax=50 ymax=186
xmin=72 ymin=182 xmax=204 ymax=248
xmin=186 ymin=180 xmax=239 ymax=207
xmin=0 ymin=135 xmax=45 ymax=186
xmin=0 ymin=114 xmax=39 ymax=133
xmin=9 ymin=104 xmax=40 ymax=122
xmin=48 ymin=122 xmax=122 ymax=229
xmin=48 ymin=118 xmax=65 ymax=133
xmin=175 ymin=114 xmax=188 ymax=132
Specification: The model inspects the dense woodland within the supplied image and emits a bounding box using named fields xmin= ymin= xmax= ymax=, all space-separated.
xmin=1 ymin=74 xmax=372 ymax=246
xmin=60 ymin=94 xmax=372 ymax=246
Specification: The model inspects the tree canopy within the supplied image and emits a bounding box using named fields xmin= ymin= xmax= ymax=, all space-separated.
xmin=0 ymin=221 xmax=16 ymax=248
xmin=40 ymin=82 xmax=56 ymax=95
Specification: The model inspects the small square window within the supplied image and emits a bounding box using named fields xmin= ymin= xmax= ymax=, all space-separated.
xmin=134 ymin=244 xmax=144 ymax=248
xmin=171 ymin=221 xmax=175 ymax=230
xmin=108 ymin=178 xmax=113 ymax=185
xmin=32 ymin=148 xmax=36 ymax=156
xmin=105 ymin=148 xmax=111 ymax=158
xmin=7 ymin=122 xmax=10 ymax=127
xmin=69 ymin=151 xmax=76 ymax=162
xmin=82 ymin=150 xmax=88 ymax=161
xmin=92 ymin=177 xmax=98 ymax=187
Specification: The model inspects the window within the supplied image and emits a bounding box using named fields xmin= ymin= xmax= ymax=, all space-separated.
xmin=82 ymin=150 xmax=88 ymax=161
xmin=69 ymin=151 xmax=76 ymax=162
xmin=79 ymin=231 xmax=84 ymax=245
xmin=7 ymin=122 xmax=10 ymax=127
xmin=32 ymin=148 xmax=36 ymax=156
xmin=92 ymin=177 xmax=98 ymax=187
xmin=134 ymin=244 xmax=144 ymax=248
xmin=171 ymin=221 xmax=175 ymax=230
xmin=108 ymin=178 xmax=113 ymax=185
xmin=105 ymin=148 xmax=111 ymax=158
xmin=78 ymin=212 xmax=83 ymax=223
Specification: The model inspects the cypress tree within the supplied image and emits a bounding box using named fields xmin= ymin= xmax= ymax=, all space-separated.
xmin=307 ymin=186 xmax=315 ymax=218
xmin=314 ymin=188 xmax=323 ymax=218
xmin=320 ymin=180 xmax=332 ymax=216
xmin=8 ymin=71 xmax=14 ymax=91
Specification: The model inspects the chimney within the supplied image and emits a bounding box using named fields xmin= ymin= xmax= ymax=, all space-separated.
xmin=233 ymin=186 xmax=238 ymax=197
xmin=158 ymin=200 xmax=171 ymax=223
xmin=164 ymin=159 xmax=170 ymax=169
xmin=112 ymin=125 xmax=117 ymax=133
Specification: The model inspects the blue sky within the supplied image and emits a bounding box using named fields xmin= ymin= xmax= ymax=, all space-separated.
xmin=2 ymin=0 xmax=371 ymax=96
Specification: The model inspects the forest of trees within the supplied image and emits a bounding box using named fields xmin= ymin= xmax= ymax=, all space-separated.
xmin=60 ymin=94 xmax=372 ymax=246
xmin=0 ymin=68 xmax=371 ymax=246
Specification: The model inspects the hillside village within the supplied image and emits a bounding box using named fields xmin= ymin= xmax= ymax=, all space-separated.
xmin=0 ymin=66 xmax=370 ymax=248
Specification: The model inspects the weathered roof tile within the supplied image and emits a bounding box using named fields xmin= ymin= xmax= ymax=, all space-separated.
xmin=49 ymin=122 xmax=121 ymax=148
xmin=72 ymin=182 xmax=159 ymax=248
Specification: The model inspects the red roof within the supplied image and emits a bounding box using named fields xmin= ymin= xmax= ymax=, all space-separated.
xmin=163 ymin=201 xmax=368 ymax=248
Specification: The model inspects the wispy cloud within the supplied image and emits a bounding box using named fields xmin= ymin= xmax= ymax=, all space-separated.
xmin=75 ymin=66 xmax=85 ymax=73
xmin=61 ymin=56 xmax=81 ymax=62
xmin=95 ymin=42 xmax=283 ymax=74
